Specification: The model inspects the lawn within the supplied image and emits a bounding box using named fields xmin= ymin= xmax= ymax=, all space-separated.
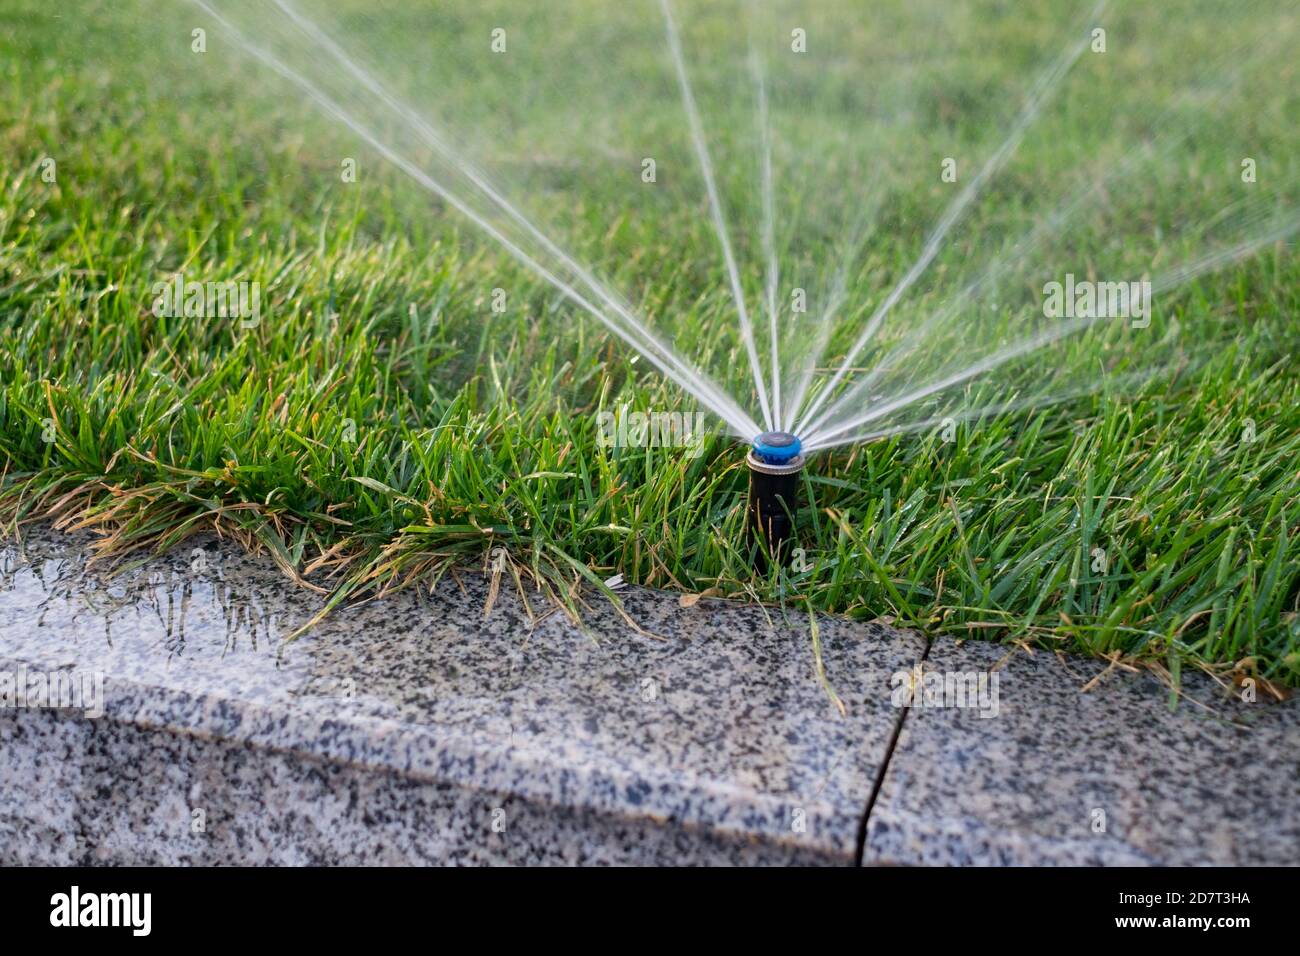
xmin=2 ymin=0 xmax=1298 ymax=690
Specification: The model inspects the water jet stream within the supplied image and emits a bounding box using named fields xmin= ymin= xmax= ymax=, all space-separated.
xmin=781 ymin=194 xmax=888 ymax=434
xmin=660 ymin=0 xmax=775 ymax=432
xmin=802 ymin=28 xmax=1283 ymax=440
xmin=749 ymin=29 xmax=781 ymax=431
xmin=794 ymin=0 xmax=1107 ymax=437
xmin=804 ymin=368 xmax=1199 ymax=454
xmin=193 ymin=0 xmax=761 ymax=439
xmin=803 ymin=216 xmax=1300 ymax=449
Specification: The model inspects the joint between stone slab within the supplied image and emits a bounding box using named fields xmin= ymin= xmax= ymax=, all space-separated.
xmin=856 ymin=630 xmax=933 ymax=866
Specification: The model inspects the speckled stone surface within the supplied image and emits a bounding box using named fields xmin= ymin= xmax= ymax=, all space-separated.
xmin=865 ymin=637 xmax=1300 ymax=866
xmin=0 ymin=525 xmax=921 ymax=865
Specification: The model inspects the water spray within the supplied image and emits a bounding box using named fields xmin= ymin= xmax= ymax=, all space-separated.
xmin=746 ymin=431 xmax=804 ymax=563
xmin=197 ymin=0 xmax=1300 ymax=578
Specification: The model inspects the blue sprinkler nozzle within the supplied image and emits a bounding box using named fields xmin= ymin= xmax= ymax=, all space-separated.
xmin=751 ymin=431 xmax=802 ymax=465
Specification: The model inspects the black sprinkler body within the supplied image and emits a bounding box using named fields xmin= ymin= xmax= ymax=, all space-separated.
xmin=746 ymin=431 xmax=805 ymax=563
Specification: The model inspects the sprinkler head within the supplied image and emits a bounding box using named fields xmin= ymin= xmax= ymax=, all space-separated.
xmin=751 ymin=430 xmax=803 ymax=465
xmin=746 ymin=431 xmax=805 ymax=566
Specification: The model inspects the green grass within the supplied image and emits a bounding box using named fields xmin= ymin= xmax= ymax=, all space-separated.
xmin=2 ymin=0 xmax=1298 ymax=691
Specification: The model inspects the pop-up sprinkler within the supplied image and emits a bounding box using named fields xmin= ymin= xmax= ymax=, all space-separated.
xmin=746 ymin=431 xmax=804 ymax=561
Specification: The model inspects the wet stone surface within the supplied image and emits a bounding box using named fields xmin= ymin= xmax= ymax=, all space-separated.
xmin=865 ymin=637 xmax=1300 ymax=866
xmin=0 ymin=525 xmax=920 ymax=865
xmin=3 ymin=526 xmax=1296 ymax=866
